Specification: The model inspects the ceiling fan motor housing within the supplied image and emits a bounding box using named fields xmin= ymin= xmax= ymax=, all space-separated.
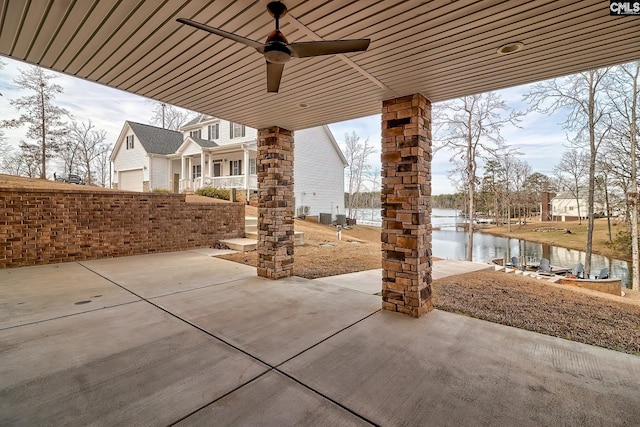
xmin=264 ymin=30 xmax=291 ymax=63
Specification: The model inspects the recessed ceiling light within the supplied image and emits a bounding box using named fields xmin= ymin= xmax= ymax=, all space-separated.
xmin=298 ymin=102 xmax=309 ymax=109
xmin=497 ymin=42 xmax=524 ymax=55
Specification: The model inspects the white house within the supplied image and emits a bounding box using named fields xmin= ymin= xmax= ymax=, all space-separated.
xmin=550 ymin=193 xmax=606 ymax=221
xmin=110 ymin=115 xmax=348 ymax=218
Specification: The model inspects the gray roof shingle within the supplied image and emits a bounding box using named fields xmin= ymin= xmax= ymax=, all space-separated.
xmin=191 ymin=137 xmax=219 ymax=148
xmin=127 ymin=121 xmax=183 ymax=155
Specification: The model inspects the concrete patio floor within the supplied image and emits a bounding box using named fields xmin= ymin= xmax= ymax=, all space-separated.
xmin=1 ymin=251 xmax=639 ymax=426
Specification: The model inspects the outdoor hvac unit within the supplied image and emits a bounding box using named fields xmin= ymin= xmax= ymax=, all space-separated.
xmin=319 ymin=213 xmax=332 ymax=225
xmin=297 ymin=205 xmax=311 ymax=216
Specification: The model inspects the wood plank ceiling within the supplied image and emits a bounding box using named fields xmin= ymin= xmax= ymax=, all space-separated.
xmin=1 ymin=0 xmax=638 ymax=131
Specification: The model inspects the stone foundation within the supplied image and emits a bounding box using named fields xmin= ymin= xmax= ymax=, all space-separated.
xmin=380 ymin=93 xmax=433 ymax=317
xmin=256 ymin=127 xmax=294 ymax=279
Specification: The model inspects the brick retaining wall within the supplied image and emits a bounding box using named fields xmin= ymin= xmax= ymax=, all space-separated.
xmin=0 ymin=188 xmax=245 ymax=268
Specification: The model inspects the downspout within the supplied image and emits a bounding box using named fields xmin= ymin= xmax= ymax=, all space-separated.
xmin=147 ymin=155 xmax=152 ymax=191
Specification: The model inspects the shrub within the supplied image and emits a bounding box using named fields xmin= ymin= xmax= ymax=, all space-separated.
xmin=196 ymin=186 xmax=230 ymax=200
xmin=151 ymin=188 xmax=171 ymax=193
xmin=607 ymin=230 xmax=632 ymax=257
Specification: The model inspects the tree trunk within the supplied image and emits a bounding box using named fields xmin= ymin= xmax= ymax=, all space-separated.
xmin=604 ymin=177 xmax=612 ymax=243
xmin=631 ymin=71 xmax=639 ymax=291
xmin=466 ymin=180 xmax=474 ymax=261
xmin=584 ymin=81 xmax=597 ymax=277
xmin=40 ymin=83 xmax=46 ymax=179
xmin=466 ymin=142 xmax=475 ymax=262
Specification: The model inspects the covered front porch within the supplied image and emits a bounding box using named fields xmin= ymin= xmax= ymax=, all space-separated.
xmin=175 ymin=141 xmax=257 ymax=194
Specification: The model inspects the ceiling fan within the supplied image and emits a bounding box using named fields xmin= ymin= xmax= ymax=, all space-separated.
xmin=177 ymin=1 xmax=370 ymax=93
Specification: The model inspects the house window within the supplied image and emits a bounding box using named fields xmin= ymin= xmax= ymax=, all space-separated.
xmin=230 ymin=122 xmax=246 ymax=138
xmin=192 ymin=164 xmax=201 ymax=179
xmin=190 ymin=129 xmax=202 ymax=139
xmin=569 ymin=206 xmax=574 ymax=211
xmin=230 ymin=160 xmax=242 ymax=176
xmin=208 ymin=124 xmax=219 ymax=140
xmin=126 ymin=135 xmax=134 ymax=149
xmin=213 ymin=163 xmax=221 ymax=177
xmin=249 ymin=158 xmax=257 ymax=175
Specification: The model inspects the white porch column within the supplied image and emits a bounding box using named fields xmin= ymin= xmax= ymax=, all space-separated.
xmin=188 ymin=157 xmax=192 ymax=189
xmin=200 ymin=151 xmax=205 ymax=182
xmin=181 ymin=156 xmax=185 ymax=192
xmin=243 ymin=146 xmax=250 ymax=192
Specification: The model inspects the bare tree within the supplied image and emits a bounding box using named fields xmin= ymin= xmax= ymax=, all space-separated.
xmin=2 ymin=66 xmax=68 ymax=179
xmin=606 ymin=62 xmax=639 ymax=290
xmin=94 ymin=144 xmax=112 ymax=188
xmin=344 ymin=131 xmax=376 ymax=218
xmin=526 ymin=68 xmax=611 ymax=275
xmin=148 ymin=102 xmax=194 ymax=131
xmin=434 ymin=92 xmax=521 ymax=261
xmin=512 ymin=159 xmax=532 ymax=225
xmin=553 ymin=149 xmax=590 ymax=225
xmin=68 ymin=120 xmax=107 ymax=185
xmin=0 ymin=147 xmax=31 ymax=176
xmin=56 ymin=134 xmax=81 ymax=177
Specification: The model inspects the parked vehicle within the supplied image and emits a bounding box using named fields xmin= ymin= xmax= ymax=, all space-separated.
xmin=55 ymin=173 xmax=84 ymax=185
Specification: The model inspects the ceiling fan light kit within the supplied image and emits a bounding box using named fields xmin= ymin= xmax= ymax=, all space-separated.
xmin=177 ymin=1 xmax=370 ymax=93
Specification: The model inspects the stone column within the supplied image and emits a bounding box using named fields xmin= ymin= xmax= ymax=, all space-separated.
xmin=256 ymin=127 xmax=294 ymax=279
xmin=380 ymin=93 xmax=433 ymax=318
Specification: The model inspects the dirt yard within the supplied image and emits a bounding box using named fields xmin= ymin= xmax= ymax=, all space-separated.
xmin=221 ymin=206 xmax=382 ymax=278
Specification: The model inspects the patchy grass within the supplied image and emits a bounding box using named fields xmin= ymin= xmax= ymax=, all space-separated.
xmin=480 ymin=218 xmax=630 ymax=262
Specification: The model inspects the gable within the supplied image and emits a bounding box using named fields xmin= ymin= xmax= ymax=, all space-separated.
xmin=127 ymin=122 xmax=183 ymax=155
xmin=177 ymin=138 xmax=204 ymax=156
xmin=110 ymin=122 xmax=147 ymax=162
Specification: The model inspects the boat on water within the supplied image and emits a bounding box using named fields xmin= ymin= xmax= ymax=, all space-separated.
xmin=490 ymin=258 xmax=623 ymax=296
xmin=559 ymin=276 xmax=622 ymax=296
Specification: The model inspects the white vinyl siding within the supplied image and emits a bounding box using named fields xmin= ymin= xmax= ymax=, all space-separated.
xmin=294 ymin=126 xmax=346 ymax=218
xmin=150 ymin=157 xmax=170 ymax=190
xmin=113 ymin=125 xmax=148 ymax=187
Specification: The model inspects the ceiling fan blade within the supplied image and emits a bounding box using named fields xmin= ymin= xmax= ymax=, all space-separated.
xmin=289 ymin=39 xmax=370 ymax=58
xmin=177 ymin=18 xmax=265 ymax=53
xmin=266 ymin=61 xmax=285 ymax=93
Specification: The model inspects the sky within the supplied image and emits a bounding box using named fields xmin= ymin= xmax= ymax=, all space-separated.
xmin=0 ymin=56 xmax=570 ymax=194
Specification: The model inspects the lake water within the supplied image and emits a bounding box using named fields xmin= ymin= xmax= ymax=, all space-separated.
xmin=353 ymin=208 xmax=632 ymax=288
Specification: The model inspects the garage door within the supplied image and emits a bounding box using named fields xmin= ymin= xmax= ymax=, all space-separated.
xmin=119 ymin=169 xmax=143 ymax=192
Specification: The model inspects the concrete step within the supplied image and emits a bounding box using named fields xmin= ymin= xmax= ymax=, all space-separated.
xmin=243 ymin=230 xmax=305 ymax=246
xmin=219 ymin=238 xmax=257 ymax=252
xmin=245 ymin=216 xmax=258 ymax=234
